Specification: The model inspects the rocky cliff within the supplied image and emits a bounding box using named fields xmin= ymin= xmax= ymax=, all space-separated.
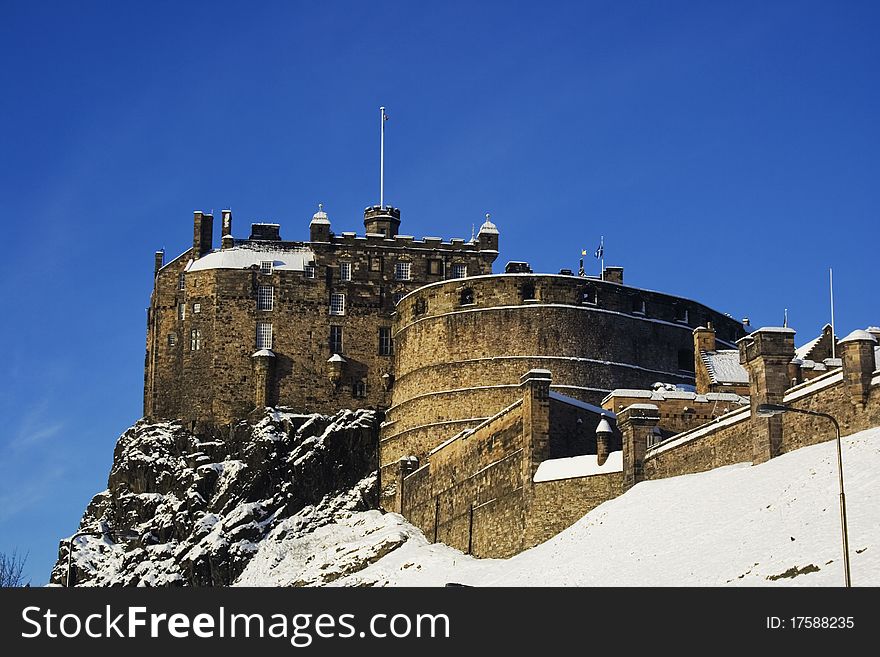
xmin=50 ymin=408 xmax=380 ymax=586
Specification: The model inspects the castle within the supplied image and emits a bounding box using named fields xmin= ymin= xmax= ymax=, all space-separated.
xmin=144 ymin=204 xmax=879 ymax=558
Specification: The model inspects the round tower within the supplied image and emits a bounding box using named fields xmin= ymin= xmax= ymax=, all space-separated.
xmin=364 ymin=205 xmax=401 ymax=238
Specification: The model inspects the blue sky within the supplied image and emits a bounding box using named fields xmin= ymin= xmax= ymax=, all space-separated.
xmin=1 ymin=1 xmax=877 ymax=584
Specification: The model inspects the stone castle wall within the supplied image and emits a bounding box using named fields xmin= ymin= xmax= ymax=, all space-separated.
xmin=382 ymin=274 xmax=746 ymax=474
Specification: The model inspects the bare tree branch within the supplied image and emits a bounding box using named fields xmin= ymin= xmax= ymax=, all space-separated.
xmin=0 ymin=550 xmax=28 ymax=587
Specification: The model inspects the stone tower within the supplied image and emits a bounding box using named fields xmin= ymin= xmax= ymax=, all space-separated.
xmin=363 ymin=205 xmax=401 ymax=238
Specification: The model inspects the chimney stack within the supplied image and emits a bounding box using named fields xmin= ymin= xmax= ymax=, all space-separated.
xmin=193 ymin=211 xmax=214 ymax=258
xmin=154 ymin=250 xmax=165 ymax=277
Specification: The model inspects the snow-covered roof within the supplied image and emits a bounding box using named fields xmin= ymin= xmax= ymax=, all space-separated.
xmin=839 ymin=329 xmax=877 ymax=344
xmin=478 ymin=217 xmax=498 ymax=235
xmin=187 ymin=245 xmax=314 ymax=273
xmin=533 ymin=451 xmax=623 ymax=482
xmin=699 ymin=350 xmax=749 ymax=385
xmin=795 ymin=334 xmax=823 ymax=360
xmin=596 ymin=417 xmax=614 ymax=434
xmin=251 ymin=349 xmax=275 ymax=358
xmin=604 ymin=388 xmax=748 ymax=404
xmin=327 ymin=354 xmax=346 ymax=363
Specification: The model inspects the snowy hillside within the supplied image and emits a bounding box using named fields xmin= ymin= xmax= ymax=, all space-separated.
xmin=237 ymin=426 xmax=880 ymax=587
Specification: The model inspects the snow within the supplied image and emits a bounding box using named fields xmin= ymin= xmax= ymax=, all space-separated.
xmin=251 ymin=349 xmax=275 ymax=358
xmin=533 ymin=451 xmax=623 ymax=482
xmin=795 ymin=334 xmax=823 ymax=360
xmin=235 ymin=425 xmax=880 ymax=587
xmin=840 ymin=329 xmax=877 ymax=344
xmin=748 ymin=326 xmax=796 ymax=335
xmin=186 ymin=245 xmax=314 ymax=272
xmin=700 ymin=350 xmax=749 ymax=384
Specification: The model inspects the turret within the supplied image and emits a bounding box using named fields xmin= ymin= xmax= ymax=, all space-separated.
xmin=310 ymin=203 xmax=331 ymax=242
xmin=477 ymin=213 xmax=499 ymax=252
xmin=364 ymin=205 xmax=401 ymax=238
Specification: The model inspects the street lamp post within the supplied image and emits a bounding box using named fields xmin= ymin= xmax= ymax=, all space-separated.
xmin=756 ymin=403 xmax=851 ymax=587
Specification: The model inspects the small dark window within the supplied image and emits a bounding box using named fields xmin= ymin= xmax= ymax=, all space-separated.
xmin=460 ymin=288 xmax=474 ymax=305
xmin=678 ymin=348 xmax=694 ymax=372
xmin=413 ymin=297 xmax=427 ymax=317
xmin=581 ymin=287 xmax=596 ymax=305
xmin=675 ymin=306 xmax=689 ymax=323
xmin=522 ymin=282 xmax=536 ymax=301
xmin=378 ymin=327 xmax=393 ymax=355
xmin=632 ymin=297 xmax=646 ymax=314
xmin=352 ymin=380 xmax=367 ymax=398
xmin=329 ymin=325 xmax=343 ymax=354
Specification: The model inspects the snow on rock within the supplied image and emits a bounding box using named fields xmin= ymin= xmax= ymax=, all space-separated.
xmin=51 ymin=408 xmax=379 ymax=586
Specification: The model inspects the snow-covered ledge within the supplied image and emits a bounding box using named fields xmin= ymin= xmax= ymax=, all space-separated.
xmin=533 ymin=451 xmax=623 ymax=483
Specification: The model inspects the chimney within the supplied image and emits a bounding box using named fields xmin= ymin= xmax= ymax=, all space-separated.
xmin=193 ymin=211 xmax=214 ymax=258
xmin=249 ymin=223 xmax=281 ymax=241
xmin=154 ymin=250 xmax=165 ymax=277
xmin=693 ymin=323 xmax=716 ymax=353
xmin=602 ymin=266 xmax=624 ymax=284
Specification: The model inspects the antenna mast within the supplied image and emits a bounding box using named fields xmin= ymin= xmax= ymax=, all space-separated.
xmin=380 ymin=106 xmax=387 ymax=209
xmin=830 ymin=268 xmax=836 ymax=358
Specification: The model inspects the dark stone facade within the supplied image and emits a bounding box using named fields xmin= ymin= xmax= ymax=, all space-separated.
xmin=144 ymin=207 xmax=499 ymax=426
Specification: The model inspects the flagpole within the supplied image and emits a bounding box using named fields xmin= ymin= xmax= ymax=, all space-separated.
xmin=600 ymin=235 xmax=604 ymax=280
xmin=379 ymin=106 xmax=385 ymax=209
xmin=830 ymin=268 xmax=836 ymax=358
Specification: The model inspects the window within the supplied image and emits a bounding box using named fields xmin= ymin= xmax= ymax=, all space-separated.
xmin=428 ymin=259 xmax=442 ymax=275
xmin=260 ymin=260 xmax=274 ymax=275
xmin=581 ymin=287 xmax=596 ymax=305
xmin=392 ymin=291 xmax=405 ymax=305
xmin=190 ymin=329 xmax=201 ymax=351
xmin=352 ymin=380 xmax=367 ymax=398
xmin=329 ymin=325 xmax=343 ymax=354
xmin=304 ymin=264 xmax=316 ymax=278
xmin=460 ymin=288 xmax=474 ymax=305
xmin=256 ymin=322 xmax=273 ymax=349
xmin=394 ymin=261 xmax=411 ymax=281
xmin=632 ymin=297 xmax=646 ymax=315
xmin=451 ymin=263 xmax=467 ymax=279
xmin=330 ymin=293 xmax=345 ymax=316
xmin=370 ymin=256 xmax=382 ymax=272
xmin=178 ymin=273 xmax=185 ymax=290
xmin=178 ymin=303 xmax=186 ymax=320
xmin=675 ymin=306 xmax=689 ymax=324
xmin=379 ymin=327 xmax=393 ymax=355
xmin=193 ymin=303 xmax=201 ymax=314
xmin=648 ymin=427 xmax=663 ymax=449
xmin=413 ymin=297 xmax=427 ymax=317
xmin=521 ymin=282 xmax=536 ymax=301
xmin=340 ymin=262 xmax=352 ymax=281
xmin=258 ymin=285 xmax=274 ymax=311
xmin=168 ymin=333 xmax=177 ymax=347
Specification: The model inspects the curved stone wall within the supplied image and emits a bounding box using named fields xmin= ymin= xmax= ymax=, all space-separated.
xmin=381 ymin=273 xmax=745 ymax=468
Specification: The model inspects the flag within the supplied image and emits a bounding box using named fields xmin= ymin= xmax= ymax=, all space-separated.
xmin=581 ymin=249 xmax=587 ymax=256
xmin=594 ymin=243 xmax=604 ymax=259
